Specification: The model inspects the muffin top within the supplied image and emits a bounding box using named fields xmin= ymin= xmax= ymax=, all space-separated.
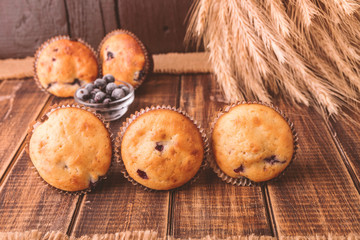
xmin=212 ymin=104 xmax=294 ymax=182
xmin=29 ymin=107 xmax=112 ymax=192
xmin=121 ymin=109 xmax=204 ymax=190
xmin=35 ymin=38 xmax=98 ymax=97
xmin=100 ymin=32 xmax=146 ymax=88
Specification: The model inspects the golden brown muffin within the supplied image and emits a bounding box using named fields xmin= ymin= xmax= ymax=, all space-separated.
xmin=29 ymin=107 xmax=112 ymax=192
xmin=99 ymin=31 xmax=148 ymax=88
xmin=35 ymin=38 xmax=98 ymax=97
xmin=121 ymin=109 xmax=204 ymax=190
xmin=212 ymin=103 xmax=294 ymax=182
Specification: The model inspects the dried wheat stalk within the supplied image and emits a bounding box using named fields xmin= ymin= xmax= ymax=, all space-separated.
xmin=186 ymin=0 xmax=360 ymax=117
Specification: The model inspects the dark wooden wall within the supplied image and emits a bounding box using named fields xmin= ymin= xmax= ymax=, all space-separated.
xmin=0 ymin=0 xmax=195 ymax=59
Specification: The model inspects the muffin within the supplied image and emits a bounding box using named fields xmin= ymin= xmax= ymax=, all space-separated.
xmin=29 ymin=106 xmax=112 ymax=192
xmin=99 ymin=30 xmax=150 ymax=88
xmin=34 ymin=37 xmax=98 ymax=97
xmin=120 ymin=108 xmax=204 ymax=190
xmin=212 ymin=103 xmax=294 ymax=183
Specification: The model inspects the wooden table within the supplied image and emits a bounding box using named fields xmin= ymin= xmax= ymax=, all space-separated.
xmin=1 ymin=74 xmax=360 ymax=238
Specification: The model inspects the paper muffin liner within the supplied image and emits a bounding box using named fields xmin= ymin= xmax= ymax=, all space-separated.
xmin=33 ymin=35 xmax=99 ymax=97
xmin=209 ymin=101 xmax=298 ymax=187
xmin=115 ymin=105 xmax=209 ymax=192
xmin=25 ymin=104 xmax=115 ymax=195
xmin=97 ymin=29 xmax=153 ymax=89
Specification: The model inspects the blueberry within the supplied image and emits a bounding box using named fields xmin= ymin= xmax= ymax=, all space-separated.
xmin=133 ymin=70 xmax=144 ymax=81
xmin=103 ymin=74 xmax=115 ymax=83
xmin=84 ymin=83 xmax=94 ymax=92
xmin=233 ymin=165 xmax=244 ymax=173
xmin=118 ymin=84 xmax=129 ymax=94
xmin=106 ymin=51 xmax=114 ymax=61
xmin=94 ymin=78 xmax=106 ymax=90
xmin=76 ymin=88 xmax=90 ymax=101
xmin=106 ymin=82 xmax=117 ymax=94
xmin=264 ymin=155 xmax=286 ymax=165
xmin=123 ymin=86 xmax=130 ymax=94
xmin=94 ymin=91 xmax=106 ymax=103
xmin=111 ymin=88 xmax=125 ymax=100
xmin=71 ymin=78 xmax=81 ymax=86
xmin=91 ymin=88 xmax=101 ymax=98
xmin=155 ymin=142 xmax=164 ymax=152
xmin=103 ymin=98 xmax=111 ymax=105
xmin=137 ymin=169 xmax=148 ymax=179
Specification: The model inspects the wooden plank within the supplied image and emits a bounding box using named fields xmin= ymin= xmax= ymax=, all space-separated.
xmin=117 ymin=0 xmax=196 ymax=53
xmin=100 ymin=0 xmax=119 ymax=33
xmin=329 ymin=113 xmax=360 ymax=184
xmin=65 ymin=0 xmax=105 ymax=49
xmin=0 ymin=92 xmax=109 ymax=233
xmin=0 ymin=88 xmax=104 ymax=232
xmin=0 ymin=150 xmax=79 ymax=232
xmin=0 ymin=80 xmax=50 ymax=179
xmin=0 ymin=95 xmax=85 ymax=232
xmin=171 ymin=74 xmax=273 ymax=238
xmin=0 ymin=0 xmax=68 ymax=58
xmin=71 ymin=74 xmax=180 ymax=237
xmin=267 ymin=101 xmax=360 ymax=236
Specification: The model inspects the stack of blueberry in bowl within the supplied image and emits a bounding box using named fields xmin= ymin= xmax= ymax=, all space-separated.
xmin=74 ymin=74 xmax=134 ymax=121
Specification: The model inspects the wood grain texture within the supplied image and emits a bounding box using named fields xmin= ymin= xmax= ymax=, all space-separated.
xmin=171 ymin=74 xmax=272 ymax=238
xmin=100 ymin=0 xmax=119 ymax=33
xmin=65 ymin=0 xmax=105 ymax=49
xmin=0 ymin=80 xmax=50 ymax=179
xmin=0 ymin=96 xmax=88 ymax=233
xmin=329 ymin=114 xmax=360 ymax=185
xmin=71 ymin=74 xmax=180 ymax=237
xmin=0 ymin=0 xmax=197 ymax=58
xmin=2 ymin=74 xmax=360 ymax=236
xmin=0 ymin=0 xmax=68 ymax=58
xmin=267 ymin=102 xmax=360 ymax=236
xmin=117 ymin=0 xmax=195 ymax=53
xmin=0 ymin=150 xmax=79 ymax=232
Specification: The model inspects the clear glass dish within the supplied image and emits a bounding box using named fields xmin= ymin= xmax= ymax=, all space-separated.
xmin=74 ymin=81 xmax=135 ymax=121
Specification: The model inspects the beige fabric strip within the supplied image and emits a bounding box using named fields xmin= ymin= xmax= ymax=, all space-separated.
xmin=152 ymin=52 xmax=211 ymax=74
xmin=0 ymin=57 xmax=34 ymax=80
xmin=1 ymin=230 xmax=360 ymax=240
xmin=0 ymin=53 xmax=212 ymax=80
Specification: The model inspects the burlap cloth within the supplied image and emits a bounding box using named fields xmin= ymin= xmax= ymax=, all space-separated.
xmin=0 ymin=53 xmax=211 ymax=80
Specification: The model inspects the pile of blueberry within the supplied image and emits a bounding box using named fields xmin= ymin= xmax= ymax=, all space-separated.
xmin=76 ymin=74 xmax=130 ymax=104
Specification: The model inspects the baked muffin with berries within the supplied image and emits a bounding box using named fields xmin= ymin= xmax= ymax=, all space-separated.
xmin=34 ymin=37 xmax=98 ymax=97
xmin=99 ymin=29 xmax=150 ymax=88
xmin=29 ymin=107 xmax=112 ymax=192
xmin=120 ymin=108 xmax=204 ymax=190
xmin=212 ymin=103 xmax=295 ymax=182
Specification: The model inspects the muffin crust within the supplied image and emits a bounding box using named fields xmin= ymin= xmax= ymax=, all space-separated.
xmin=100 ymin=32 xmax=146 ymax=87
xmin=212 ymin=104 xmax=294 ymax=182
xmin=121 ymin=109 xmax=204 ymax=190
xmin=35 ymin=39 xmax=98 ymax=97
xmin=29 ymin=107 xmax=112 ymax=192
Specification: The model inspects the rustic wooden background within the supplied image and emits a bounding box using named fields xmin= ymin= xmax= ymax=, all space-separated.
xmin=0 ymin=0 xmax=197 ymax=59
xmin=2 ymin=0 xmax=360 ymax=238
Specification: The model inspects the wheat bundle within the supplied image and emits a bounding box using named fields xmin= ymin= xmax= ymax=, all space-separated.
xmin=186 ymin=0 xmax=360 ymax=117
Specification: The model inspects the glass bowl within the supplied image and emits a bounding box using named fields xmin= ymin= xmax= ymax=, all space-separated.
xmin=74 ymin=81 xmax=135 ymax=121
